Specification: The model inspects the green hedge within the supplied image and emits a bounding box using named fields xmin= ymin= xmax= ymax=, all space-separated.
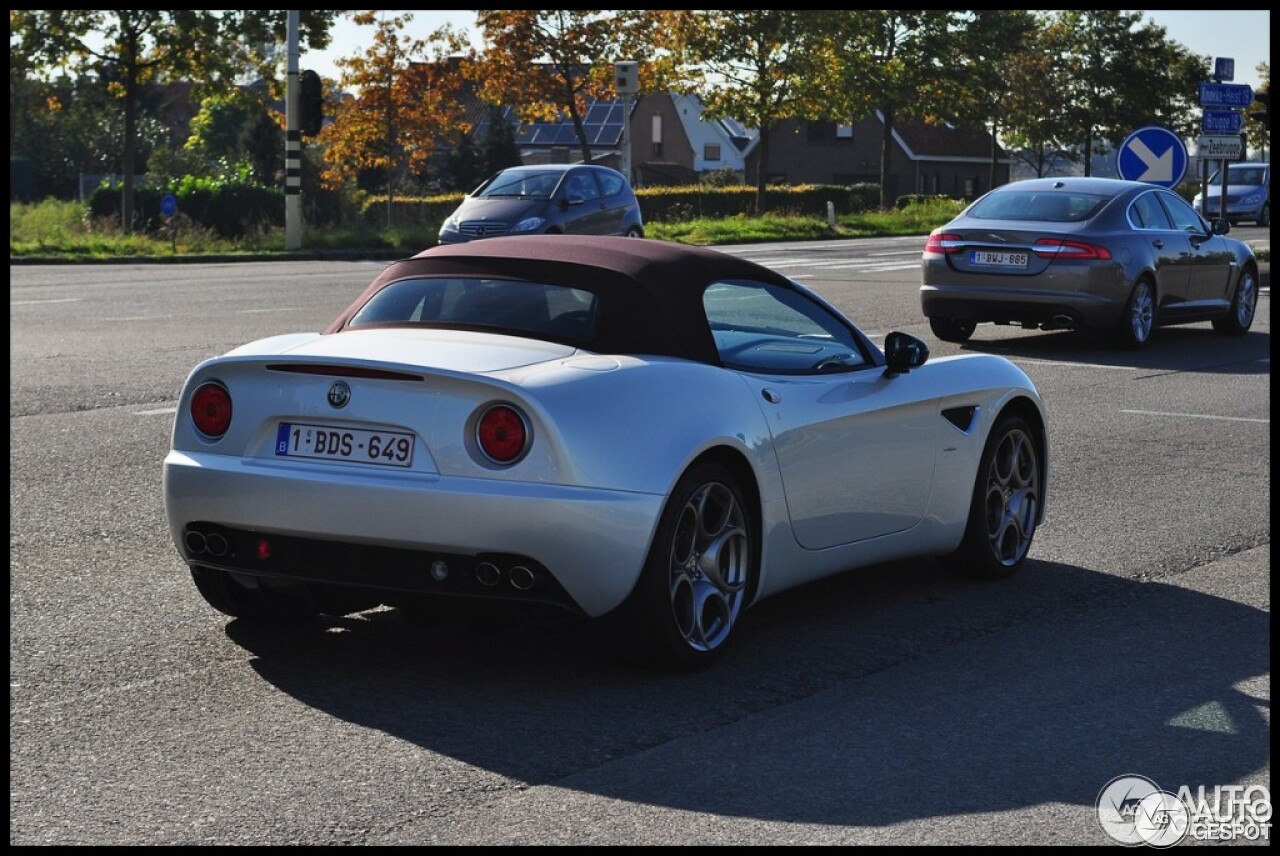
xmin=362 ymin=183 xmax=886 ymax=233
xmin=88 ymin=182 xmax=284 ymax=238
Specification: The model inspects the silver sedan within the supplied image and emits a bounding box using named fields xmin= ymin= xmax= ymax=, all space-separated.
xmin=920 ymin=176 xmax=1260 ymax=349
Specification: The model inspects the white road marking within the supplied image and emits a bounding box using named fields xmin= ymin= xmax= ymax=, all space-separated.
xmin=1122 ymin=409 xmax=1269 ymax=424
xmin=11 ymin=298 xmax=81 ymax=305
xmin=1013 ymin=358 xmax=1139 ymax=371
xmin=136 ymin=407 xmax=178 ymax=416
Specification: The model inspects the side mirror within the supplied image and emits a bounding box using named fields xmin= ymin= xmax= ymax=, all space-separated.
xmin=1211 ymin=217 xmax=1231 ymax=235
xmin=883 ymin=331 xmax=930 ymax=377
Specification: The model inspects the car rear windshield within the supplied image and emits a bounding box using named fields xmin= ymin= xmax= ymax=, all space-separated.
xmin=348 ymin=277 xmax=599 ymax=343
xmin=968 ymin=191 xmax=1109 ymax=222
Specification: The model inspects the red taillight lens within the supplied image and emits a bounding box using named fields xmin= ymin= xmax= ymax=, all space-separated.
xmin=1032 ymin=238 xmax=1112 ymax=260
xmin=476 ymin=404 xmax=529 ymax=464
xmin=190 ymin=382 xmax=232 ymax=437
xmin=923 ymin=231 xmax=963 ymax=255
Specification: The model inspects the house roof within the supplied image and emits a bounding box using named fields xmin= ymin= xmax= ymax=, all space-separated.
xmin=890 ymin=114 xmax=1010 ymax=163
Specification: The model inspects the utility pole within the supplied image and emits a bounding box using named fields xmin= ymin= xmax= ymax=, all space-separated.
xmin=285 ymin=10 xmax=302 ymax=250
xmin=615 ymin=61 xmax=638 ymax=184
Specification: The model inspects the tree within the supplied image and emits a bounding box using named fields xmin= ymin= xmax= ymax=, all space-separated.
xmin=320 ymin=11 xmax=473 ymax=225
xmin=8 ymin=10 xmax=342 ymax=231
xmin=473 ymin=10 xmax=674 ymax=168
xmin=947 ymin=11 xmax=1039 ymax=190
xmin=830 ymin=11 xmax=962 ymax=208
xmin=674 ymin=11 xmax=846 ymax=215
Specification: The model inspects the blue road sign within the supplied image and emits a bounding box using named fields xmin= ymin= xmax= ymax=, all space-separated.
xmin=1116 ymin=126 xmax=1188 ymax=188
xmin=1199 ymin=82 xmax=1253 ymax=108
xmin=161 ymin=193 xmax=178 ymax=218
xmin=1202 ymin=110 xmax=1244 ymax=134
xmin=1214 ymin=57 xmax=1235 ymax=82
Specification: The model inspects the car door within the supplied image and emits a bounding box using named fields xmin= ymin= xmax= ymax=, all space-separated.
xmin=704 ymin=279 xmax=938 ymax=550
xmin=559 ymin=169 xmax=609 ymax=235
xmin=1158 ymin=190 xmax=1237 ymax=312
xmin=1128 ymin=189 xmax=1192 ymax=311
xmin=591 ymin=168 xmax=630 ymax=235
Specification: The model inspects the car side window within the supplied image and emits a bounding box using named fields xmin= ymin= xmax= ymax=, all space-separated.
xmin=703 ymin=279 xmax=868 ymax=374
xmin=1130 ymin=191 xmax=1175 ymax=230
xmin=596 ymin=171 xmax=625 ymax=197
xmin=567 ymin=171 xmax=601 ymax=201
xmin=1157 ymin=190 xmax=1208 ymax=233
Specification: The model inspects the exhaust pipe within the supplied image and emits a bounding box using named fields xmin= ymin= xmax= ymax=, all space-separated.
xmin=509 ymin=565 xmax=536 ymax=591
xmin=205 ymin=532 xmax=229 ymax=557
xmin=475 ymin=561 xmax=502 ymax=587
xmin=184 ymin=530 xmax=207 ymax=555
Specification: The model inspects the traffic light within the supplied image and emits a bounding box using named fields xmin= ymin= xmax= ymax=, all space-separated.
xmin=1249 ymin=90 xmax=1269 ymax=131
xmin=299 ymin=70 xmax=324 ymax=137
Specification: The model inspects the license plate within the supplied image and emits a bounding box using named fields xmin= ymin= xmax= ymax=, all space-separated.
xmin=275 ymin=422 xmax=415 ymax=467
xmin=971 ymin=250 xmax=1028 ymax=268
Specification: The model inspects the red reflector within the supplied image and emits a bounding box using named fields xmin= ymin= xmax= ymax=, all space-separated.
xmin=256 ymin=539 xmax=271 ymax=560
xmin=190 ymin=382 xmax=232 ymax=437
xmin=1032 ymin=238 xmax=1112 ymax=260
xmin=477 ymin=404 xmax=528 ymax=464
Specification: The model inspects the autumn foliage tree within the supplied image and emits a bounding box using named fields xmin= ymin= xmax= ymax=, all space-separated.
xmin=472 ymin=10 xmax=676 ymax=167
xmin=320 ymin=11 xmax=474 ymax=225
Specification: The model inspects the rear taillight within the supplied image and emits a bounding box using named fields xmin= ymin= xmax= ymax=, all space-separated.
xmin=190 ymin=381 xmax=232 ymax=438
xmin=476 ymin=404 xmax=529 ymax=464
xmin=1033 ymin=238 xmax=1112 ymax=260
xmin=923 ymin=231 xmax=963 ymax=255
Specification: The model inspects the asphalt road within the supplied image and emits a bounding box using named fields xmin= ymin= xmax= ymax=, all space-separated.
xmin=9 ymin=240 xmax=1270 ymax=845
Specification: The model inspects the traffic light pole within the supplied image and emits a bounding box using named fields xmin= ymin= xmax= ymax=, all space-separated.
xmin=285 ymin=10 xmax=302 ymax=251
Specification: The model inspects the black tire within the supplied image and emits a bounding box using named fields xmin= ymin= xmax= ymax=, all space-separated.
xmin=938 ymin=415 xmax=1042 ymax=580
xmin=1258 ymin=201 xmax=1270 ymax=228
xmin=1212 ymin=267 xmax=1258 ymax=335
xmin=929 ymin=316 xmax=977 ymax=343
xmin=1110 ymin=278 xmax=1155 ymax=350
xmin=624 ymin=225 xmax=644 ymax=238
xmin=606 ymin=462 xmax=755 ymax=671
xmin=190 ymin=566 xmax=315 ymax=621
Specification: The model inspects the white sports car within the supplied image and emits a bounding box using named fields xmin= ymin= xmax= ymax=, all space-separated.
xmin=164 ymin=235 xmax=1050 ymax=669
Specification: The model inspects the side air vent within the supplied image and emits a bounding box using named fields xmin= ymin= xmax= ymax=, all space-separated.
xmin=942 ymin=405 xmax=979 ymax=434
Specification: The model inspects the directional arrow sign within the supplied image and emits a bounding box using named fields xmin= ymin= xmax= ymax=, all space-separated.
xmin=1199 ymin=82 xmax=1254 ymax=108
xmin=1202 ymin=110 xmax=1244 ymax=134
xmin=1116 ymin=126 xmax=1188 ymax=188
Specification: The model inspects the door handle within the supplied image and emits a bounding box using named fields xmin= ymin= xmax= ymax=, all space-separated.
xmin=1151 ymin=239 xmax=1164 ymax=249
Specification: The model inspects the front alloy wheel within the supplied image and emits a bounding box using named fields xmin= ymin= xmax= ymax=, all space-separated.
xmin=1212 ymin=268 xmax=1257 ymax=335
xmin=940 ymin=415 xmax=1041 ymax=580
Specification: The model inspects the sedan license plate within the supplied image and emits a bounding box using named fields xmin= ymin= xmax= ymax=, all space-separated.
xmin=276 ymin=422 xmax=414 ymax=467
xmin=971 ymin=250 xmax=1028 ymax=268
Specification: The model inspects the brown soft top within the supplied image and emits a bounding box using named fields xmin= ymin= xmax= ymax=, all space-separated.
xmin=324 ymin=234 xmax=797 ymax=364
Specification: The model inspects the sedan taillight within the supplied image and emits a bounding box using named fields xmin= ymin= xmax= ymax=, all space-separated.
xmin=1032 ymin=238 xmax=1112 ymax=260
xmin=476 ymin=404 xmax=529 ymax=465
xmin=923 ymin=231 xmax=964 ymax=255
xmin=190 ymin=382 xmax=232 ymax=438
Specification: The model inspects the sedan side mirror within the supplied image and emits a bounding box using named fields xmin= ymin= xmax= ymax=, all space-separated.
xmin=1211 ymin=218 xmax=1231 ymax=235
xmin=883 ymin=331 xmax=930 ymax=377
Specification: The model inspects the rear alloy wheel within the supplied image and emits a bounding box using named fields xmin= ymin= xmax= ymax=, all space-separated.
xmin=1258 ymin=201 xmax=1270 ymax=228
xmin=939 ymin=415 xmax=1041 ymax=580
xmin=608 ymin=462 xmax=755 ymax=670
xmin=929 ymin=317 xmax=977 ymax=343
xmin=1111 ymin=279 xmax=1155 ymax=350
xmin=624 ymin=225 xmax=644 ymax=238
xmin=1212 ymin=267 xmax=1258 ymax=335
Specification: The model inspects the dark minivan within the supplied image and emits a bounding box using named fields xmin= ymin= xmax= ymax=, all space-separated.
xmin=438 ymin=164 xmax=645 ymax=244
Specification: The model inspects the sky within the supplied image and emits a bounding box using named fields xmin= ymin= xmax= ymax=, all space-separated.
xmin=302 ymin=10 xmax=1270 ymax=94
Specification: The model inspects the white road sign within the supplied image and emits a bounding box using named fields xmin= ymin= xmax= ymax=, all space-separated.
xmin=1197 ymin=135 xmax=1244 ymax=159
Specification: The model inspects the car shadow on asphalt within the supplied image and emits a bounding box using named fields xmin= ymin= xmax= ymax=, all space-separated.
xmin=954 ymin=325 xmax=1270 ymax=375
xmin=224 ymin=552 xmax=1269 ymax=827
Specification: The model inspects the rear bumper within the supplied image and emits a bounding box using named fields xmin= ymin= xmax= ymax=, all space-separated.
xmin=920 ymin=284 xmax=1122 ymax=330
xmin=164 ymin=450 xmax=664 ymax=617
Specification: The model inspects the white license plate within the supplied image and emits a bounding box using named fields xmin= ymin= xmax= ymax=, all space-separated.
xmin=275 ymin=422 xmax=414 ymax=467
xmin=971 ymin=250 xmax=1028 ymax=268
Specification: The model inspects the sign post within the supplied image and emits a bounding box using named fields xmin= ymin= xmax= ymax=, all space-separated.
xmin=161 ymin=193 xmax=178 ymax=253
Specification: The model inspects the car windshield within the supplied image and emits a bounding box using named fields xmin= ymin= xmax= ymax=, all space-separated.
xmin=473 ymin=171 xmax=561 ymax=199
xmin=967 ymin=190 xmax=1109 ymax=222
xmin=1206 ymin=166 xmax=1267 ymax=186
xmin=348 ymin=276 xmax=599 ymax=343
